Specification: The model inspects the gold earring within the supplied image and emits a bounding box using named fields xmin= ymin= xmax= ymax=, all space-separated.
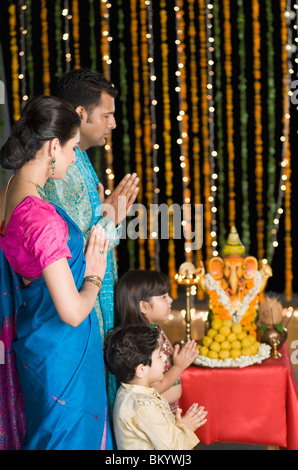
xmin=51 ymin=157 xmax=56 ymax=176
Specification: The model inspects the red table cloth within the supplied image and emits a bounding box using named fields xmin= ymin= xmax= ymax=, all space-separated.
xmin=179 ymin=343 xmax=298 ymax=449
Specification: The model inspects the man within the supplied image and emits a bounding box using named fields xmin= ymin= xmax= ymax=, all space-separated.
xmin=43 ymin=68 xmax=139 ymax=410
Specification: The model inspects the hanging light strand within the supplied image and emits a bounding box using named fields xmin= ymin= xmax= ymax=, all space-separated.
xmin=17 ymin=1 xmax=28 ymax=108
xmin=174 ymin=1 xmax=192 ymax=263
xmin=100 ymin=0 xmax=115 ymax=195
xmin=269 ymin=0 xmax=294 ymax=300
xmin=145 ymin=0 xmax=161 ymax=270
xmin=130 ymin=0 xmax=146 ymax=269
xmin=61 ymin=1 xmax=72 ymax=71
xmin=198 ymin=0 xmax=212 ymax=262
xmin=205 ymin=1 xmax=219 ymax=258
xmin=185 ymin=0 xmax=203 ymax=273
xmin=160 ymin=0 xmax=177 ymax=297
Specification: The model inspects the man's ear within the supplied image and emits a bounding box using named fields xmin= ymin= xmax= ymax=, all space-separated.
xmin=75 ymin=105 xmax=87 ymax=122
xmin=135 ymin=363 xmax=146 ymax=378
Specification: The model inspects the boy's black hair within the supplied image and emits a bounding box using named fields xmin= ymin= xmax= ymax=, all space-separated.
xmin=104 ymin=325 xmax=160 ymax=383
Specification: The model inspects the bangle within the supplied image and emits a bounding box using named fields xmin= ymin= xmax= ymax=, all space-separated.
xmin=84 ymin=275 xmax=103 ymax=292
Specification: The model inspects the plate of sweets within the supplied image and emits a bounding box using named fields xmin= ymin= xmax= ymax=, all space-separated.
xmin=194 ymin=318 xmax=271 ymax=368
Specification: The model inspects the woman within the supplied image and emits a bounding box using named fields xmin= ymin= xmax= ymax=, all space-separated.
xmin=0 ymin=95 xmax=113 ymax=450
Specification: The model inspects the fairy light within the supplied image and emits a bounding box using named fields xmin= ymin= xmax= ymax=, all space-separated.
xmin=270 ymin=0 xmax=296 ymax=263
xmin=174 ymin=1 xmax=193 ymax=262
xmin=100 ymin=0 xmax=114 ymax=194
xmin=18 ymin=1 xmax=28 ymax=107
xmin=143 ymin=0 xmax=161 ymax=270
xmin=62 ymin=1 xmax=72 ymax=70
xmin=207 ymin=0 xmax=219 ymax=261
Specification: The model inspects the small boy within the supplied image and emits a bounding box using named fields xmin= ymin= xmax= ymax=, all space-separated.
xmin=104 ymin=325 xmax=207 ymax=450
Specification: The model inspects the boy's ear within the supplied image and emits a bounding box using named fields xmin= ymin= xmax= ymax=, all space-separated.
xmin=135 ymin=363 xmax=146 ymax=378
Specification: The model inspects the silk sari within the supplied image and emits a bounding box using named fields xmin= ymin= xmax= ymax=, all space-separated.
xmin=44 ymin=147 xmax=119 ymax=412
xmin=0 ymin=203 xmax=113 ymax=450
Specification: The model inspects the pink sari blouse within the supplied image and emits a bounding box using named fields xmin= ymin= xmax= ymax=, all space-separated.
xmin=0 ymin=196 xmax=72 ymax=279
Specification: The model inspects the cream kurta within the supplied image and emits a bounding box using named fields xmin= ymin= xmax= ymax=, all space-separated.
xmin=113 ymin=383 xmax=199 ymax=450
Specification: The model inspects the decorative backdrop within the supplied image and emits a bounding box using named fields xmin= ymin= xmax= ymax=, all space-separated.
xmin=0 ymin=0 xmax=297 ymax=299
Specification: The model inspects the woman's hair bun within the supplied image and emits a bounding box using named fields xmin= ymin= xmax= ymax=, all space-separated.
xmin=0 ymin=134 xmax=31 ymax=170
xmin=0 ymin=95 xmax=81 ymax=171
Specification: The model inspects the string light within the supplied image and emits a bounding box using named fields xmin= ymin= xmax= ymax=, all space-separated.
xmin=205 ymin=1 xmax=219 ymax=257
xmin=160 ymin=0 xmax=177 ymax=297
xmin=198 ymin=0 xmax=213 ymax=262
xmin=62 ymin=1 xmax=72 ymax=71
xmin=100 ymin=0 xmax=114 ymax=195
xmin=145 ymin=0 xmax=161 ymax=270
xmin=270 ymin=0 xmax=296 ymax=300
xmin=130 ymin=0 xmax=146 ymax=268
xmin=174 ymin=1 xmax=192 ymax=262
xmin=18 ymin=1 xmax=28 ymax=108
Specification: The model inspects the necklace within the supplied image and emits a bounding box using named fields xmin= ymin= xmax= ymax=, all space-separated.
xmin=14 ymin=173 xmax=46 ymax=198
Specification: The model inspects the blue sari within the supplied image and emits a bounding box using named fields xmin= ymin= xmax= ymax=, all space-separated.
xmin=43 ymin=148 xmax=120 ymax=412
xmin=4 ymin=204 xmax=113 ymax=450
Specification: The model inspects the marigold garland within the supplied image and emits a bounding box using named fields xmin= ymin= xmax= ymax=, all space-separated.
xmin=213 ymin=0 xmax=226 ymax=250
xmin=72 ymin=0 xmax=81 ymax=69
xmin=130 ymin=0 xmax=146 ymax=269
xmin=198 ymin=0 xmax=212 ymax=262
xmin=40 ymin=0 xmax=51 ymax=94
xmin=236 ymin=0 xmax=250 ymax=250
xmin=222 ymin=0 xmax=236 ymax=228
xmin=146 ymin=0 xmax=161 ymax=271
xmin=252 ymin=0 xmax=265 ymax=262
xmin=160 ymin=0 xmax=177 ymax=297
xmin=185 ymin=0 xmax=204 ymax=286
xmin=175 ymin=1 xmax=192 ymax=264
xmin=280 ymin=0 xmax=292 ymax=301
xmin=8 ymin=3 xmax=20 ymax=122
xmin=139 ymin=2 xmax=155 ymax=270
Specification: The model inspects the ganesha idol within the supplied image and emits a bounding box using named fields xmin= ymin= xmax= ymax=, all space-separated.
xmin=198 ymin=227 xmax=272 ymax=336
